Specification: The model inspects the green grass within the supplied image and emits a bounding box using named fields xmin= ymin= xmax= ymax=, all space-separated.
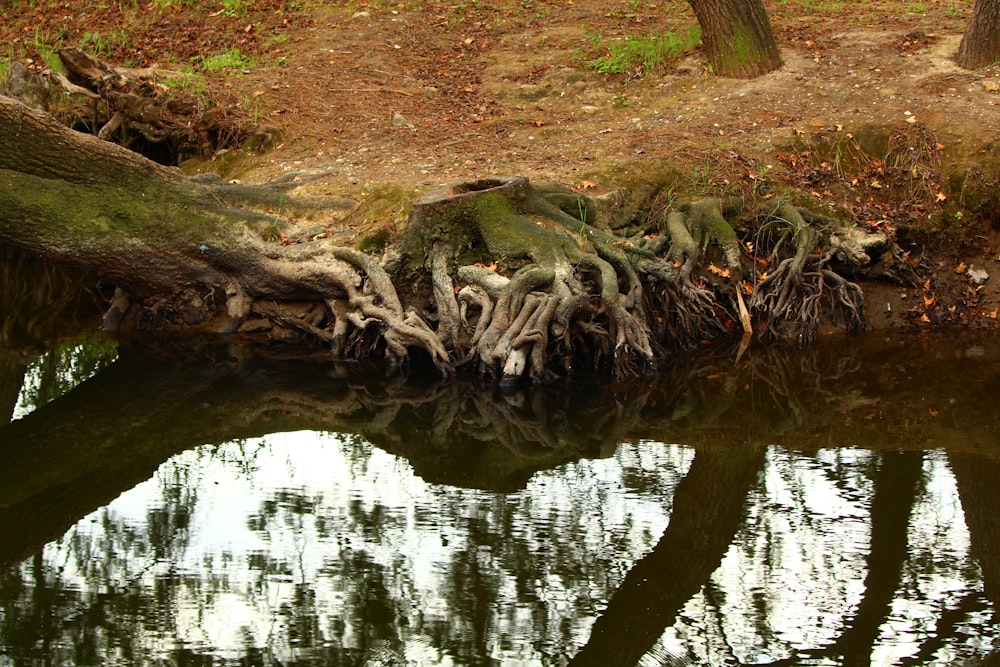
xmin=79 ymin=29 xmax=131 ymax=60
xmin=590 ymin=25 xmax=701 ymax=77
xmin=194 ymin=48 xmax=255 ymax=72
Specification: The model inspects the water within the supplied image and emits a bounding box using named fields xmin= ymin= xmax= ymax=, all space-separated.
xmin=3 ymin=254 xmax=1000 ymax=666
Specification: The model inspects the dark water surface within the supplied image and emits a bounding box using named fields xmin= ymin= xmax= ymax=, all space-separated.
xmin=3 ymin=253 xmax=1000 ymax=666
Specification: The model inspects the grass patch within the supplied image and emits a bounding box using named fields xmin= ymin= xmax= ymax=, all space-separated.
xmin=590 ymin=25 xmax=701 ymax=77
xmin=194 ymin=48 xmax=255 ymax=72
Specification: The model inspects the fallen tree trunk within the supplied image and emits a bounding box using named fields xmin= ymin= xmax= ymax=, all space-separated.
xmin=0 ymin=95 xmax=903 ymax=383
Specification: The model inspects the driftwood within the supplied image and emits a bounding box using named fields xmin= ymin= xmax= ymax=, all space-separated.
xmin=58 ymin=47 xmax=226 ymax=160
xmin=0 ymin=48 xmax=264 ymax=162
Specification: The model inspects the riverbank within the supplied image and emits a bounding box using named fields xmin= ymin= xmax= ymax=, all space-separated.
xmin=3 ymin=0 xmax=1000 ymax=331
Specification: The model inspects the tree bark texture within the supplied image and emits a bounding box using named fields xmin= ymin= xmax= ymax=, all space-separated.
xmin=956 ymin=0 xmax=1000 ymax=69
xmin=688 ymin=0 xmax=783 ymax=78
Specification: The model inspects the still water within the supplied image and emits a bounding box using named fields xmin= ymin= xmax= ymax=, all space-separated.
xmin=3 ymin=254 xmax=1000 ymax=666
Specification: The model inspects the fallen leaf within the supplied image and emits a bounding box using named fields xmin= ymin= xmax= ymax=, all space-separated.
xmin=870 ymin=179 xmax=882 ymax=189
xmin=919 ymin=313 xmax=931 ymax=323
xmin=707 ymin=263 xmax=730 ymax=278
xmin=924 ymin=294 xmax=936 ymax=306
xmin=928 ymin=408 xmax=939 ymax=417
xmin=954 ymin=262 xmax=968 ymax=274
xmin=935 ymin=191 xmax=947 ymax=202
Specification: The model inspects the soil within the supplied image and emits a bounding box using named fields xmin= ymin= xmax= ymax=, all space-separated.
xmin=5 ymin=0 xmax=1000 ymax=332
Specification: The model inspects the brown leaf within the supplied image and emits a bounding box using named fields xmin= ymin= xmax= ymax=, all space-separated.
xmin=707 ymin=263 xmax=730 ymax=278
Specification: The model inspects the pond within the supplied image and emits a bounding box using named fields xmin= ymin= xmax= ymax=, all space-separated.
xmin=2 ymin=250 xmax=1000 ymax=666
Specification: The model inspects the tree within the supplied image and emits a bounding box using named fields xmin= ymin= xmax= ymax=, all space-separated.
xmin=687 ymin=0 xmax=783 ymax=78
xmin=956 ymin=0 xmax=1000 ymax=69
xmin=0 ymin=93 xmax=899 ymax=383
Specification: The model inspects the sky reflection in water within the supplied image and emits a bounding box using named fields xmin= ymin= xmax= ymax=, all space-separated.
xmin=3 ymin=434 xmax=995 ymax=666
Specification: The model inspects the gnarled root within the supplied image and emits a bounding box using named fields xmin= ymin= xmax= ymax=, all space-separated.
xmin=327 ymin=247 xmax=453 ymax=373
xmin=750 ymin=201 xmax=865 ymax=341
xmin=650 ymin=198 xmax=750 ymax=338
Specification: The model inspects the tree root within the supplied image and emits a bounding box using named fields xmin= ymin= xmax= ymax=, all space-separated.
xmin=2 ymin=94 xmax=910 ymax=385
xmin=750 ymin=200 xmax=866 ymax=341
xmin=405 ymin=178 xmax=662 ymax=384
xmin=654 ymin=198 xmax=750 ymax=336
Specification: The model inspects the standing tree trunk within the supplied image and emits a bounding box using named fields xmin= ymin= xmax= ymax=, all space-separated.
xmin=956 ymin=0 xmax=1000 ymax=69
xmin=687 ymin=0 xmax=782 ymax=78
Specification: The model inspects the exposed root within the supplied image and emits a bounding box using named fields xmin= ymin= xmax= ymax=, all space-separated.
xmin=656 ymin=198 xmax=748 ymax=337
xmin=750 ymin=200 xmax=866 ymax=341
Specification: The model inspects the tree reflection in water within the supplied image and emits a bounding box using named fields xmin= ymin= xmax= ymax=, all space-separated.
xmin=3 ymin=316 xmax=1000 ymax=663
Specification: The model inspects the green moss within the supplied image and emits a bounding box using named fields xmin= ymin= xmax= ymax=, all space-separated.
xmin=718 ymin=26 xmax=758 ymax=73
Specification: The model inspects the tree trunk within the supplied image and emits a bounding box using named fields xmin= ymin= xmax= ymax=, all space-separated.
xmin=687 ymin=0 xmax=782 ymax=78
xmin=956 ymin=0 xmax=1000 ymax=70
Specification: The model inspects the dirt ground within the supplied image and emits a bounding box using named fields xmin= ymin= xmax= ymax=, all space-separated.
xmin=5 ymin=0 xmax=1000 ymax=330
xmin=236 ymin=1 xmax=1000 ymax=186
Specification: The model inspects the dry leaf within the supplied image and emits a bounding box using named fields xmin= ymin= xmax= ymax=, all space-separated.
xmin=707 ymin=263 xmax=730 ymax=278
xmin=924 ymin=294 xmax=936 ymax=306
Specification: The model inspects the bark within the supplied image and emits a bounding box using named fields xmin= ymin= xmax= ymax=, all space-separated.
xmin=687 ymin=0 xmax=782 ymax=78
xmin=956 ymin=0 xmax=1000 ymax=70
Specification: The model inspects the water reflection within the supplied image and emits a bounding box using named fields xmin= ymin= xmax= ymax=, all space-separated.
xmin=3 ymin=279 xmax=1000 ymax=663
